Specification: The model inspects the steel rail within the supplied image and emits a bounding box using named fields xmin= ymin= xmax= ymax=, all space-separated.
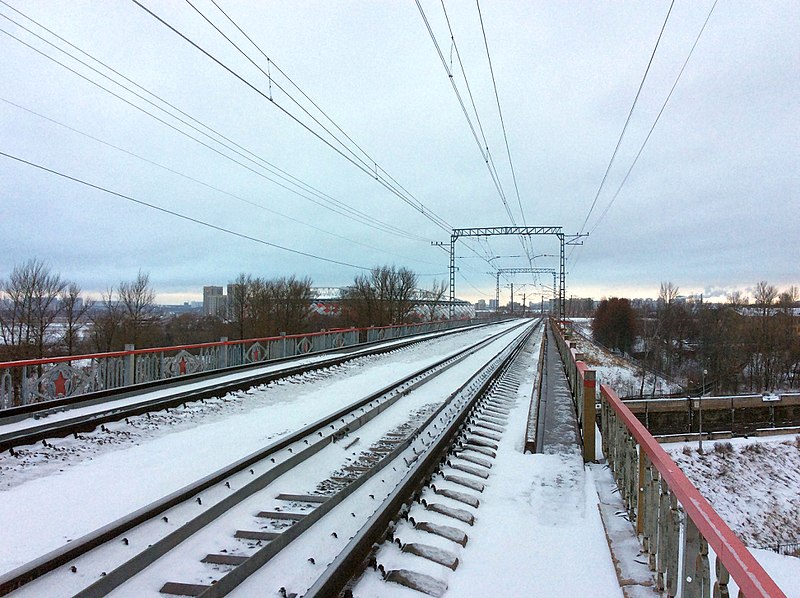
xmin=306 ymin=321 xmax=539 ymax=597
xmin=0 ymin=320 xmax=531 ymax=596
xmin=0 ymin=322 xmax=495 ymax=451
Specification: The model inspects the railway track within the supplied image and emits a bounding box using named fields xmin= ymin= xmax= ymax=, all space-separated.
xmin=0 ymin=319 xmax=538 ymax=597
xmin=0 ymin=321 xmax=497 ymax=453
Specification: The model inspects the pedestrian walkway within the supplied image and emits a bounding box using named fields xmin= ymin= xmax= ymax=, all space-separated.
xmin=537 ymin=325 xmax=582 ymax=456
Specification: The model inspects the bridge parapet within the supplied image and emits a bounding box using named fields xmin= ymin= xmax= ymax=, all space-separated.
xmin=554 ymin=320 xmax=785 ymax=597
xmin=0 ymin=319 xmax=478 ymax=409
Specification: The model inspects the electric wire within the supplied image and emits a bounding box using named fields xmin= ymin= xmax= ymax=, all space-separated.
xmin=474 ymin=0 xmax=538 ymax=269
xmin=575 ymin=0 xmax=675 ymax=237
xmin=198 ymin=0 xmax=455 ymax=237
xmin=0 ymin=150 xmax=370 ymax=270
xmin=1 ymin=96 xmax=444 ymax=268
xmin=414 ymin=0 xmax=514 ymax=223
xmin=570 ymin=0 xmax=716 ymax=273
xmin=132 ymin=0 xmax=454 ymax=234
xmin=589 ymin=0 xmax=718 ymax=235
xmin=0 ymin=10 xmax=425 ymax=242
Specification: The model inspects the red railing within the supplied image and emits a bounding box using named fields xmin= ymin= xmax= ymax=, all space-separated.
xmin=0 ymin=319 xmax=478 ymax=409
xmin=553 ymin=320 xmax=785 ymax=597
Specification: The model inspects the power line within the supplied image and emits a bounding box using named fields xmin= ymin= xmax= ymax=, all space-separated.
xmin=132 ymin=0 xmax=454 ymax=234
xmin=474 ymin=0 xmax=538 ymax=269
xmin=1 ymin=96 xmax=444 ymax=268
xmin=589 ymin=0 xmax=719 ymax=234
xmin=200 ymin=0 xmax=454 ymax=235
xmin=414 ymin=0 xmax=514 ymax=223
xmin=576 ymin=0 xmax=675 ymax=236
xmin=0 ymin=7 xmax=426 ymax=242
xmin=0 ymin=150 xmax=371 ymax=270
xmin=475 ymin=0 xmax=526 ymax=227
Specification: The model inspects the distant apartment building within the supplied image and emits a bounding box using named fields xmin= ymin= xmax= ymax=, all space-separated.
xmin=203 ymin=286 xmax=226 ymax=317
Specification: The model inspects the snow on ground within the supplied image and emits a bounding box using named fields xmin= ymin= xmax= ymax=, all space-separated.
xmin=355 ymin=323 xmax=625 ymax=597
xmin=569 ymin=319 xmax=681 ymax=397
xmin=0 ymin=322 xmax=522 ymax=577
xmin=666 ymin=435 xmax=800 ymax=596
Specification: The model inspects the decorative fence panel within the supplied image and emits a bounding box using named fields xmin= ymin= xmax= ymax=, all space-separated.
xmin=0 ymin=319 xmax=477 ymax=409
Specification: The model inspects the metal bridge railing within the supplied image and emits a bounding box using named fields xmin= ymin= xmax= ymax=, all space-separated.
xmin=0 ymin=319 xmax=478 ymax=409
xmin=553 ymin=321 xmax=785 ymax=597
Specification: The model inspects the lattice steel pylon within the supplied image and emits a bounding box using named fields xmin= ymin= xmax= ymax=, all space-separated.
xmin=494 ymin=268 xmax=557 ymax=313
xmin=446 ymin=227 xmax=583 ymax=322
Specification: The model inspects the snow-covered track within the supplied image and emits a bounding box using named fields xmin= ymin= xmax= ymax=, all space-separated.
xmin=0 ymin=321 xmax=534 ymax=597
xmin=305 ymin=320 xmax=540 ymax=598
xmin=0 ymin=323 xmax=496 ymax=454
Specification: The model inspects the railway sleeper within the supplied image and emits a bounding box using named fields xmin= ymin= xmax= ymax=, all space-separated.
xmin=422 ymin=500 xmax=475 ymax=525
xmin=398 ymin=541 xmax=459 ymax=570
xmin=447 ymin=461 xmax=491 ymax=479
xmin=471 ymin=421 xmax=506 ymax=433
xmin=380 ymin=566 xmax=447 ymax=598
xmin=430 ymin=484 xmax=480 ymax=508
xmin=458 ymin=444 xmax=496 ymax=458
xmin=443 ymin=474 xmax=484 ymax=493
xmin=452 ymin=452 xmax=492 ymax=469
xmin=409 ymin=518 xmax=468 ymax=547
xmin=467 ymin=428 xmax=503 ymax=442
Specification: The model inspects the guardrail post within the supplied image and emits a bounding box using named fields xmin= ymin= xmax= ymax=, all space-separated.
xmin=123 ymin=344 xmax=135 ymax=386
xmin=583 ymin=369 xmax=596 ymax=461
xmin=219 ymin=337 xmax=228 ymax=368
xmin=682 ymin=515 xmax=708 ymax=598
xmin=280 ymin=332 xmax=287 ymax=358
xmin=21 ymin=365 xmax=29 ymax=405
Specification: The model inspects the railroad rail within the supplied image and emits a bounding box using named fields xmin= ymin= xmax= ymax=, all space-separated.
xmin=0 ymin=321 xmax=495 ymax=453
xmin=0 ymin=319 xmax=537 ymax=597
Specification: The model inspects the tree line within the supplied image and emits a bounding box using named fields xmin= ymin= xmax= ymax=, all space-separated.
xmin=592 ymin=281 xmax=800 ymax=395
xmin=0 ymin=260 xmax=447 ymax=361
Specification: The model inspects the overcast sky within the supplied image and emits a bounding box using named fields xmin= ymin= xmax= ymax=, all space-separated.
xmin=1 ymin=1 xmax=797 ymax=305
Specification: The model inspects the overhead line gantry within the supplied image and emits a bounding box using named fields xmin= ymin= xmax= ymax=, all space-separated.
xmin=443 ymin=227 xmax=585 ymax=322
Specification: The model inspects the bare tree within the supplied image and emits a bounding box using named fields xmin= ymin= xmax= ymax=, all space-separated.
xmin=342 ymin=266 xmax=418 ymax=327
xmin=227 ymin=273 xmax=251 ymax=340
xmin=60 ymin=282 xmax=93 ymax=355
xmin=90 ymin=288 xmax=123 ymax=352
xmin=0 ymin=259 xmax=66 ymax=360
xmin=119 ymin=271 xmax=158 ymax=346
xmin=424 ymin=279 xmax=448 ymax=322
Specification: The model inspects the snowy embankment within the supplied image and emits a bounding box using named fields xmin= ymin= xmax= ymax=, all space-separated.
xmin=569 ymin=318 xmax=681 ymax=397
xmin=666 ymin=436 xmax=800 ymax=596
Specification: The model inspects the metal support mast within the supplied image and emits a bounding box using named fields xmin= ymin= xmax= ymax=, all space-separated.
xmin=494 ymin=268 xmax=557 ymax=314
xmin=445 ymin=227 xmax=578 ymax=321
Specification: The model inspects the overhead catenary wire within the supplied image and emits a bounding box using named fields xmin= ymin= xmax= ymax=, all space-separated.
xmin=414 ymin=0 xmax=514 ymax=225
xmin=195 ymin=0 xmax=453 ymax=233
xmin=1 ymin=97 xmax=444 ymax=268
xmin=570 ymin=0 xmax=716 ymax=275
xmin=132 ymin=0 xmax=454 ymax=234
xmin=0 ymin=150 xmax=371 ymax=270
xmin=589 ymin=0 xmax=719 ymax=235
xmin=574 ymin=0 xmax=675 ymax=239
xmin=474 ymin=0 xmax=539 ymax=272
xmin=0 ymin=10 xmax=425 ymax=242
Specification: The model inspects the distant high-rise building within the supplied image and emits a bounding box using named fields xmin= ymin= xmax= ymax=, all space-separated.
xmin=203 ymin=286 xmax=225 ymax=317
xmin=488 ymin=299 xmax=498 ymax=309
